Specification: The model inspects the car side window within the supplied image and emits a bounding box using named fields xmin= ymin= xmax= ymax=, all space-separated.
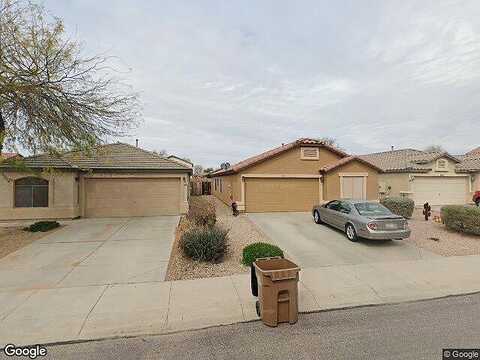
xmin=327 ymin=201 xmax=340 ymax=211
xmin=339 ymin=202 xmax=351 ymax=214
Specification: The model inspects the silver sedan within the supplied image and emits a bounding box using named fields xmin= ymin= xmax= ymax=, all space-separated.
xmin=312 ymin=200 xmax=411 ymax=242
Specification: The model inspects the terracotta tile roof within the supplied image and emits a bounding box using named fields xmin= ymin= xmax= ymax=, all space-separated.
xmin=0 ymin=143 xmax=191 ymax=172
xmin=210 ymin=138 xmax=348 ymax=176
xmin=466 ymin=146 xmax=480 ymax=156
xmin=0 ymin=152 xmax=21 ymax=160
xmin=320 ymin=156 xmax=383 ymax=173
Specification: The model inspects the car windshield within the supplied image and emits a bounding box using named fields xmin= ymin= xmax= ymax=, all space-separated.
xmin=354 ymin=202 xmax=392 ymax=216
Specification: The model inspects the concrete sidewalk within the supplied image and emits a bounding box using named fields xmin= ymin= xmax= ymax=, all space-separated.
xmin=1 ymin=255 xmax=480 ymax=346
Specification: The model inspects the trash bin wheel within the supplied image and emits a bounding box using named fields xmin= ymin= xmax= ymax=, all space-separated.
xmin=255 ymin=300 xmax=261 ymax=317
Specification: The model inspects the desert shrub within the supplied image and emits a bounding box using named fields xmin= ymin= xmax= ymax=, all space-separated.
xmin=242 ymin=242 xmax=284 ymax=266
xmin=380 ymin=197 xmax=415 ymax=218
xmin=181 ymin=225 xmax=228 ymax=262
xmin=24 ymin=221 xmax=60 ymax=232
xmin=187 ymin=196 xmax=216 ymax=227
xmin=441 ymin=205 xmax=480 ymax=235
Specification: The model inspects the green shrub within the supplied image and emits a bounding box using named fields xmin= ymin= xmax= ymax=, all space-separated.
xmin=187 ymin=197 xmax=216 ymax=227
xmin=441 ymin=205 xmax=480 ymax=235
xmin=380 ymin=197 xmax=415 ymax=218
xmin=24 ymin=221 xmax=60 ymax=232
xmin=181 ymin=225 xmax=228 ymax=262
xmin=242 ymin=242 xmax=284 ymax=266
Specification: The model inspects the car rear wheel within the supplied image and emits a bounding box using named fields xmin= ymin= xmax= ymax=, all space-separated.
xmin=313 ymin=210 xmax=322 ymax=224
xmin=345 ymin=224 xmax=358 ymax=242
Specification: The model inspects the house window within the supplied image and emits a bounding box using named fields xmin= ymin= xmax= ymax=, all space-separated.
xmin=436 ymin=159 xmax=448 ymax=171
xmin=300 ymin=147 xmax=319 ymax=160
xmin=14 ymin=177 xmax=49 ymax=208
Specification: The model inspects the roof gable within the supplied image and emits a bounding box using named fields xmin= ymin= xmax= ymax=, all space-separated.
xmin=211 ymin=138 xmax=348 ymax=176
xmin=320 ymin=156 xmax=383 ymax=173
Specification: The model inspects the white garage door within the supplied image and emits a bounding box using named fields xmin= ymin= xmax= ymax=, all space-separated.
xmin=412 ymin=176 xmax=468 ymax=206
xmin=85 ymin=178 xmax=181 ymax=217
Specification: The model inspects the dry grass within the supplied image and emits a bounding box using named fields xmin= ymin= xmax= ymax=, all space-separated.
xmin=406 ymin=209 xmax=480 ymax=256
xmin=0 ymin=226 xmax=61 ymax=259
xmin=165 ymin=196 xmax=272 ymax=280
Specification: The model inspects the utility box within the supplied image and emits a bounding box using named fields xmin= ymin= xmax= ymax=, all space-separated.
xmin=253 ymin=257 xmax=300 ymax=327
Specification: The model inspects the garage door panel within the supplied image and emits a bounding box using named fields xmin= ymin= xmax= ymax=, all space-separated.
xmin=245 ymin=178 xmax=319 ymax=212
xmin=412 ymin=177 xmax=467 ymax=206
xmin=85 ymin=178 xmax=180 ymax=217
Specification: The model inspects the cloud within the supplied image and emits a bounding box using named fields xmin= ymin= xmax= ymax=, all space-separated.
xmin=45 ymin=0 xmax=480 ymax=166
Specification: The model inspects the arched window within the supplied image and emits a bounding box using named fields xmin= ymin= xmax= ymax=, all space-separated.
xmin=14 ymin=177 xmax=49 ymax=208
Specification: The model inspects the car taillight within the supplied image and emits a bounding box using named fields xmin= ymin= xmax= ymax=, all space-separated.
xmin=367 ymin=222 xmax=378 ymax=231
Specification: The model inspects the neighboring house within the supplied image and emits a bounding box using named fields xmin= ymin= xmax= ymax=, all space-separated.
xmin=360 ymin=148 xmax=480 ymax=206
xmin=0 ymin=143 xmax=192 ymax=221
xmin=167 ymin=155 xmax=193 ymax=169
xmin=209 ymin=138 xmax=381 ymax=212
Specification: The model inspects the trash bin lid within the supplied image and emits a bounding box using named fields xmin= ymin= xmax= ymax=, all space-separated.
xmin=254 ymin=258 xmax=300 ymax=280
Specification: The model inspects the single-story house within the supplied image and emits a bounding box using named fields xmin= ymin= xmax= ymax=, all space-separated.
xmin=0 ymin=152 xmax=22 ymax=160
xmin=167 ymin=155 xmax=194 ymax=169
xmin=360 ymin=147 xmax=480 ymax=206
xmin=0 ymin=143 xmax=192 ymax=220
xmin=209 ymin=138 xmax=381 ymax=212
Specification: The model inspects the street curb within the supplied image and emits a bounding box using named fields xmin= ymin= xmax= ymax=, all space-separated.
xmin=6 ymin=289 xmax=480 ymax=349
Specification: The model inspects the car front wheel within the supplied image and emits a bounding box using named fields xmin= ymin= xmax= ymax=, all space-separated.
xmin=476 ymin=199 xmax=480 ymax=207
xmin=313 ymin=210 xmax=322 ymax=224
xmin=345 ymin=224 xmax=358 ymax=242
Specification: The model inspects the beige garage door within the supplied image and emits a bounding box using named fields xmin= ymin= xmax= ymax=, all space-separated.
xmin=245 ymin=178 xmax=319 ymax=212
xmin=412 ymin=176 xmax=468 ymax=206
xmin=85 ymin=178 xmax=181 ymax=217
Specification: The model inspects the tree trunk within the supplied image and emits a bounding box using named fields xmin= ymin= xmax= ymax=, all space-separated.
xmin=0 ymin=110 xmax=4 ymax=154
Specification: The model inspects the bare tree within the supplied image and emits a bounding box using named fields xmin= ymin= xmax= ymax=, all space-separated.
xmin=193 ymin=165 xmax=203 ymax=176
xmin=0 ymin=0 xmax=140 ymax=154
xmin=317 ymin=137 xmax=343 ymax=150
xmin=424 ymin=145 xmax=445 ymax=153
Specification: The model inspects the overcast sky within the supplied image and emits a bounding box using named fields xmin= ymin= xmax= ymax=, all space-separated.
xmin=44 ymin=0 xmax=480 ymax=167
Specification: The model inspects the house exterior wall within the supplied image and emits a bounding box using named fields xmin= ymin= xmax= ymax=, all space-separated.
xmin=378 ymin=158 xmax=474 ymax=204
xmin=211 ymin=146 xmax=379 ymax=211
xmin=0 ymin=170 xmax=190 ymax=221
xmin=378 ymin=173 xmax=411 ymax=198
xmin=0 ymin=170 xmax=80 ymax=221
xmin=323 ymin=161 xmax=379 ymax=201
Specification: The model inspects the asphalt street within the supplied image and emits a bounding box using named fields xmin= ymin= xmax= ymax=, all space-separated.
xmin=16 ymin=292 xmax=480 ymax=360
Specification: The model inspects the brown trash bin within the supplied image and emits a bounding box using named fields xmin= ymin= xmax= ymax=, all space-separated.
xmin=253 ymin=257 xmax=300 ymax=327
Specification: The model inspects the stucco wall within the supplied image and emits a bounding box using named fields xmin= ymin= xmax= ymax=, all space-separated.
xmin=378 ymin=173 xmax=411 ymax=198
xmin=0 ymin=170 xmax=80 ymax=221
xmin=323 ymin=161 xmax=379 ymax=201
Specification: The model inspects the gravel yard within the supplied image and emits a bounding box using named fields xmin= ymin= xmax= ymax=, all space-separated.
xmin=406 ymin=209 xmax=480 ymax=256
xmin=166 ymin=196 xmax=272 ymax=280
xmin=0 ymin=226 xmax=60 ymax=259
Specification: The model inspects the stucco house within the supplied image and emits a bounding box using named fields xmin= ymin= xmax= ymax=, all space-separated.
xmin=0 ymin=143 xmax=192 ymax=221
xmin=360 ymin=148 xmax=480 ymax=206
xmin=210 ymin=138 xmax=381 ymax=212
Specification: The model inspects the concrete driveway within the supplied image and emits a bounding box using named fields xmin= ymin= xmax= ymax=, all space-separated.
xmin=248 ymin=212 xmax=439 ymax=268
xmin=0 ymin=216 xmax=178 ymax=345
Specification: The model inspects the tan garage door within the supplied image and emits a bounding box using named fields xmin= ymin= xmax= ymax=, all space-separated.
xmin=245 ymin=178 xmax=319 ymax=212
xmin=85 ymin=178 xmax=180 ymax=217
xmin=412 ymin=176 xmax=468 ymax=206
